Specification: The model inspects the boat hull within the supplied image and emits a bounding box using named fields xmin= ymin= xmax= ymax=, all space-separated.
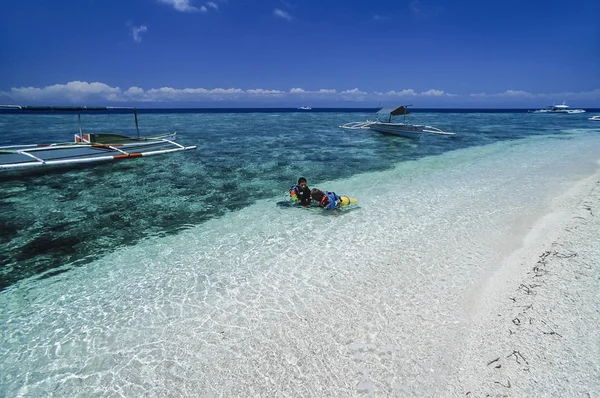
xmin=367 ymin=122 xmax=424 ymax=139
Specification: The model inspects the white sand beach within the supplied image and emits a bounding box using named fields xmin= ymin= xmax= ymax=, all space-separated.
xmin=439 ymin=170 xmax=600 ymax=397
xmin=2 ymin=136 xmax=600 ymax=397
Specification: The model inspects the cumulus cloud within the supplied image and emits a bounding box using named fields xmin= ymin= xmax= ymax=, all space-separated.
xmin=341 ymin=88 xmax=367 ymax=95
xmin=383 ymin=89 xmax=417 ymax=96
xmin=274 ymin=9 xmax=292 ymax=21
xmin=1 ymin=81 xmax=599 ymax=105
xmin=247 ymin=89 xmax=285 ymax=95
xmin=420 ymin=89 xmax=446 ymax=96
xmin=131 ymin=25 xmax=148 ymax=43
xmin=290 ymin=88 xmax=338 ymax=95
xmin=5 ymin=81 xmax=121 ymax=102
xmin=0 ymin=82 xmax=289 ymax=103
xmin=125 ymin=86 xmax=145 ymax=94
xmin=158 ymin=0 xmax=199 ymax=12
xmin=497 ymin=90 xmax=535 ymax=98
xmin=142 ymin=87 xmax=243 ymax=101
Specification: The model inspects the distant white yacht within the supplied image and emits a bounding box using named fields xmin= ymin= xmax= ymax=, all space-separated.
xmin=298 ymin=106 xmax=311 ymax=110
xmin=531 ymin=101 xmax=585 ymax=114
xmin=589 ymin=115 xmax=600 ymax=121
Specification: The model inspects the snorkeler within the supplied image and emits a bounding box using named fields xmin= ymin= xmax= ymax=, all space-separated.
xmin=289 ymin=177 xmax=312 ymax=207
xmin=310 ymin=188 xmax=342 ymax=210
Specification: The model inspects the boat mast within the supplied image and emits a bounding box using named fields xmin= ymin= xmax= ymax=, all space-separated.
xmin=77 ymin=111 xmax=83 ymax=137
xmin=134 ymin=107 xmax=140 ymax=138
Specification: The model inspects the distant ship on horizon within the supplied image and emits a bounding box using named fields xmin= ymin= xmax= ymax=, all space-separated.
xmin=530 ymin=101 xmax=585 ymax=114
xmin=298 ymin=105 xmax=312 ymax=110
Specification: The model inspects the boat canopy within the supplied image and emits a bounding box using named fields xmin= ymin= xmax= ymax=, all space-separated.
xmin=376 ymin=106 xmax=411 ymax=116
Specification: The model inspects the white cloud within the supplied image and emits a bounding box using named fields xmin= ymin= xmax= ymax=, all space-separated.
xmin=2 ymin=81 xmax=599 ymax=105
xmin=210 ymin=88 xmax=244 ymax=94
xmin=384 ymin=89 xmax=417 ymax=96
xmin=421 ymin=89 xmax=446 ymax=96
xmin=125 ymin=86 xmax=144 ymax=94
xmin=341 ymin=88 xmax=367 ymax=95
xmin=290 ymin=88 xmax=338 ymax=95
xmin=340 ymin=88 xmax=367 ymax=102
xmin=274 ymin=9 xmax=292 ymax=21
xmin=131 ymin=25 xmax=148 ymax=43
xmin=200 ymin=5 xmax=207 ymax=12
xmin=158 ymin=0 xmax=199 ymax=13
xmin=207 ymin=1 xmax=218 ymax=10
xmin=181 ymin=88 xmax=210 ymax=94
xmin=143 ymin=87 xmax=242 ymax=101
xmin=5 ymin=81 xmax=121 ymax=102
xmin=247 ymin=89 xmax=285 ymax=95
xmin=497 ymin=90 xmax=534 ymax=98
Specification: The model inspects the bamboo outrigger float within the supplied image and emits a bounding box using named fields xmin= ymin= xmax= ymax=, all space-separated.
xmin=0 ymin=105 xmax=197 ymax=170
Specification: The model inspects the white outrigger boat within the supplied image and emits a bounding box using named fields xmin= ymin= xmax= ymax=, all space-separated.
xmin=0 ymin=105 xmax=197 ymax=170
xmin=340 ymin=105 xmax=454 ymax=139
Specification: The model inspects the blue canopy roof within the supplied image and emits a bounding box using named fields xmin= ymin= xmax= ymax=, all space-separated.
xmin=376 ymin=106 xmax=411 ymax=116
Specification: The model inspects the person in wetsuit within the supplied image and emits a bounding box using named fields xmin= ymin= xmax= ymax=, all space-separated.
xmin=290 ymin=177 xmax=312 ymax=207
xmin=310 ymin=188 xmax=341 ymax=210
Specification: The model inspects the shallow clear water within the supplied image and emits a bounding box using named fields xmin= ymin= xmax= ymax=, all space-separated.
xmin=0 ymin=111 xmax=591 ymax=290
xmin=1 ymin=110 xmax=599 ymax=396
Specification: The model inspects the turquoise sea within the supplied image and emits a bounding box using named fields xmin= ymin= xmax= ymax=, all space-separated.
xmin=1 ymin=108 xmax=600 ymax=396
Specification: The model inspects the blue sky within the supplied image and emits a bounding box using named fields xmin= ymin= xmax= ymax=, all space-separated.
xmin=1 ymin=0 xmax=599 ymax=107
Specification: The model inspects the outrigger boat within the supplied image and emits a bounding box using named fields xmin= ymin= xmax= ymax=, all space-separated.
xmin=0 ymin=105 xmax=197 ymax=170
xmin=340 ymin=105 xmax=454 ymax=139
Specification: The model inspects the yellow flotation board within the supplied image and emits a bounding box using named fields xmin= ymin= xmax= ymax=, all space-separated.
xmin=339 ymin=196 xmax=358 ymax=206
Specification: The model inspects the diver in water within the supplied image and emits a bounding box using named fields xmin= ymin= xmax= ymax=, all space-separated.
xmin=310 ymin=188 xmax=342 ymax=210
xmin=289 ymin=177 xmax=312 ymax=207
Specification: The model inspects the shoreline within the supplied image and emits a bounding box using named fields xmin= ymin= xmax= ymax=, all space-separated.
xmin=439 ymin=171 xmax=600 ymax=397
